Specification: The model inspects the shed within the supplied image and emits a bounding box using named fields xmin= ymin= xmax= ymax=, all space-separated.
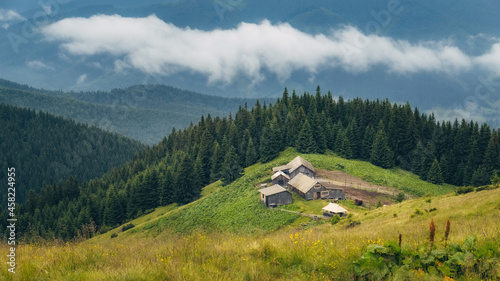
xmin=271 ymin=171 xmax=290 ymax=186
xmin=288 ymin=173 xmax=344 ymax=200
xmin=259 ymin=184 xmax=292 ymax=208
xmin=322 ymin=203 xmax=348 ymax=217
xmin=272 ymin=156 xmax=315 ymax=179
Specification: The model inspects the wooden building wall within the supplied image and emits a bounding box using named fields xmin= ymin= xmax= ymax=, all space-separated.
xmin=263 ymin=191 xmax=292 ymax=207
xmin=289 ymin=166 xmax=314 ymax=179
xmin=272 ymin=175 xmax=289 ymax=186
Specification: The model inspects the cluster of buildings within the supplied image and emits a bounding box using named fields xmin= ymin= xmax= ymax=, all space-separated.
xmin=259 ymin=156 xmax=347 ymax=217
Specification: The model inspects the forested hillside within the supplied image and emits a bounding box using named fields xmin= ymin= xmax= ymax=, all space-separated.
xmin=0 ymin=103 xmax=145 ymax=204
xmin=0 ymin=79 xmax=273 ymax=144
xmin=8 ymin=87 xmax=500 ymax=240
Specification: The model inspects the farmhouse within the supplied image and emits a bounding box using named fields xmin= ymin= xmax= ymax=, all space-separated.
xmin=259 ymin=184 xmax=292 ymax=208
xmin=322 ymin=203 xmax=348 ymax=217
xmin=271 ymin=171 xmax=290 ymax=186
xmin=288 ymin=173 xmax=344 ymax=200
xmin=272 ymin=156 xmax=315 ymax=180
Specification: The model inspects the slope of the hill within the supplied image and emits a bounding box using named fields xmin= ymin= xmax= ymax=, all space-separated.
xmin=98 ymin=148 xmax=455 ymax=237
xmin=0 ymin=103 xmax=145 ymax=203
xmin=0 ymin=80 xmax=273 ymax=144
xmin=3 ymin=166 xmax=497 ymax=280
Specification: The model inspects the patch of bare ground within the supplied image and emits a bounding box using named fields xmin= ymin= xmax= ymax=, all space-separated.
xmin=316 ymin=169 xmax=404 ymax=206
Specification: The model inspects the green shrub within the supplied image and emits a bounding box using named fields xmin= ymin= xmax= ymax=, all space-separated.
xmin=346 ymin=220 xmax=361 ymax=228
xmin=121 ymin=223 xmax=135 ymax=232
xmin=414 ymin=208 xmax=424 ymax=215
xmin=330 ymin=215 xmax=341 ymax=225
xmin=396 ymin=192 xmax=405 ymax=203
xmin=110 ymin=233 xmax=118 ymax=239
xmin=456 ymin=186 xmax=474 ymax=195
xmin=354 ymin=219 xmax=500 ymax=280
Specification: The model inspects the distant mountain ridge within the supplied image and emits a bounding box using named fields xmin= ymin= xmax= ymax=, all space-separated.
xmin=0 ymin=79 xmax=274 ymax=144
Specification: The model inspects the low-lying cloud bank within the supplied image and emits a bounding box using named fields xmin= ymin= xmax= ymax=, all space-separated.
xmin=42 ymin=14 xmax=500 ymax=84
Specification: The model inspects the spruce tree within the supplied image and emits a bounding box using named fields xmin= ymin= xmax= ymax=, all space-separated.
xmin=159 ymin=169 xmax=173 ymax=206
xmin=174 ymin=153 xmax=197 ymax=204
xmin=471 ymin=166 xmax=491 ymax=187
xmin=210 ymin=141 xmax=224 ymax=182
xmin=196 ymin=130 xmax=214 ymax=186
xmin=346 ymin=118 xmax=360 ymax=158
xmin=370 ymin=126 xmax=394 ymax=169
xmin=361 ymin=126 xmax=375 ymax=160
xmin=311 ymin=112 xmax=327 ymax=153
xmin=427 ymin=159 xmax=444 ymax=185
xmin=260 ymin=124 xmax=278 ymax=162
xmin=245 ymin=138 xmax=258 ymax=167
xmin=222 ymin=146 xmax=242 ymax=185
xmin=296 ymin=120 xmax=317 ymax=154
xmin=340 ymin=131 xmax=353 ymax=159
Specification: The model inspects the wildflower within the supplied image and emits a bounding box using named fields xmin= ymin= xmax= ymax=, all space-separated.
xmin=444 ymin=219 xmax=451 ymax=247
xmin=429 ymin=219 xmax=436 ymax=251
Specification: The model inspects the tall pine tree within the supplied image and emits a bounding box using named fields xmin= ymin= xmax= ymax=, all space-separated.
xmin=296 ymin=120 xmax=317 ymax=153
xmin=370 ymin=123 xmax=394 ymax=169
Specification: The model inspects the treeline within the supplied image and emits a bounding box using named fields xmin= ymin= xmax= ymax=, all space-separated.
xmin=0 ymin=103 xmax=146 ymax=204
xmin=7 ymin=87 xmax=500 ymax=241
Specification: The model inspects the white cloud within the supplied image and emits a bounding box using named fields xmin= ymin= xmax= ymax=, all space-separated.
xmin=26 ymin=60 xmax=54 ymax=70
xmin=475 ymin=42 xmax=500 ymax=77
xmin=77 ymin=74 xmax=87 ymax=84
xmin=0 ymin=9 xmax=24 ymax=22
xmin=41 ymin=14 xmax=500 ymax=85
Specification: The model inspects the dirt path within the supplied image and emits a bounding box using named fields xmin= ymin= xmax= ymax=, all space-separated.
xmin=316 ymin=169 xmax=403 ymax=205
xmin=275 ymin=208 xmax=327 ymax=219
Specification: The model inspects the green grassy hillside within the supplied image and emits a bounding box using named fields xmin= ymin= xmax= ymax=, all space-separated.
xmin=96 ymin=148 xmax=456 ymax=238
xmin=2 ymin=151 xmax=498 ymax=280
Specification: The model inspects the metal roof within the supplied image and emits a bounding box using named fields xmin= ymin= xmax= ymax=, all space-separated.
xmin=288 ymin=173 xmax=317 ymax=193
xmin=316 ymin=179 xmax=343 ymax=190
xmin=259 ymin=184 xmax=289 ymax=196
xmin=271 ymin=171 xmax=290 ymax=180
xmin=288 ymin=156 xmax=315 ymax=173
xmin=322 ymin=203 xmax=348 ymax=213
xmin=272 ymin=156 xmax=315 ymax=174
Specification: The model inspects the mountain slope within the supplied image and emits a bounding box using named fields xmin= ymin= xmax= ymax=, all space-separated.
xmin=0 ymin=103 xmax=145 ymax=204
xmin=117 ymin=148 xmax=456 ymax=236
xmin=4 ymin=161 xmax=498 ymax=280
xmin=0 ymin=80 xmax=272 ymax=144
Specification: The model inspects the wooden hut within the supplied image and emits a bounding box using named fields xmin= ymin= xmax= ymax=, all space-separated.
xmin=271 ymin=171 xmax=290 ymax=186
xmin=322 ymin=203 xmax=348 ymax=217
xmin=272 ymin=156 xmax=315 ymax=180
xmin=259 ymin=184 xmax=292 ymax=208
xmin=288 ymin=173 xmax=344 ymax=200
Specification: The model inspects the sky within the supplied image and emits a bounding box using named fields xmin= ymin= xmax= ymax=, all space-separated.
xmin=40 ymin=14 xmax=500 ymax=86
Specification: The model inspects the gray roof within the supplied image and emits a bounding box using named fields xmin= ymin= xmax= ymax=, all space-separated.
xmin=271 ymin=171 xmax=290 ymax=180
xmin=259 ymin=185 xmax=289 ymax=196
xmin=272 ymin=156 xmax=315 ymax=174
xmin=288 ymin=173 xmax=317 ymax=193
xmin=317 ymin=179 xmax=343 ymax=190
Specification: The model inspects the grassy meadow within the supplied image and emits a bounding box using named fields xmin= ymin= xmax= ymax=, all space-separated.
xmin=2 ymin=149 xmax=499 ymax=280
